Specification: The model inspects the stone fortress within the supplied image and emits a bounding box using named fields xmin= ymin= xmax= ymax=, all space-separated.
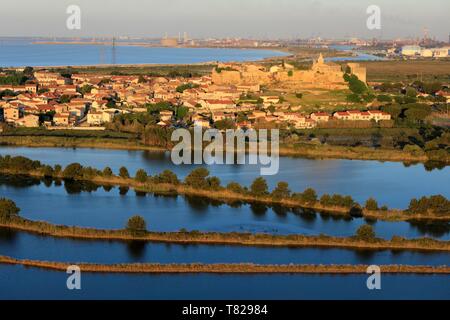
xmin=212 ymin=54 xmax=367 ymax=90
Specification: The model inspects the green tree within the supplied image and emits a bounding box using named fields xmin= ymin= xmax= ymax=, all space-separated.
xmin=0 ymin=198 xmax=20 ymax=221
xmin=156 ymin=170 xmax=180 ymax=185
xmin=355 ymin=224 xmax=376 ymax=241
xmin=62 ymin=163 xmax=83 ymax=180
xmin=207 ymin=176 xmax=222 ymax=190
xmin=226 ymin=182 xmax=245 ymax=194
xmin=185 ymin=168 xmax=210 ymax=189
xmin=365 ymin=198 xmax=379 ymax=211
xmin=135 ymin=169 xmax=148 ymax=183
xmin=271 ymin=182 xmax=291 ymax=200
xmin=119 ymin=167 xmax=130 ymax=179
xmin=250 ymin=177 xmax=269 ymax=197
xmin=301 ymin=188 xmax=318 ymax=204
xmin=103 ymin=167 xmax=113 ymax=177
xmin=126 ymin=215 xmax=147 ymax=236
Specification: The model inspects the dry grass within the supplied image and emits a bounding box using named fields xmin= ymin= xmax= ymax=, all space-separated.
xmin=0 ymin=255 xmax=448 ymax=274
xmin=1 ymin=218 xmax=449 ymax=252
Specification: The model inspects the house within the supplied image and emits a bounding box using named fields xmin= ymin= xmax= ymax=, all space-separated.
xmin=367 ymin=110 xmax=391 ymax=121
xmin=159 ymin=110 xmax=174 ymax=122
xmin=333 ymin=111 xmax=351 ymax=120
xmin=53 ymin=113 xmax=70 ymax=126
xmin=87 ymin=111 xmax=114 ymax=125
xmin=311 ymin=112 xmax=330 ymax=122
xmin=15 ymin=114 xmax=39 ymax=127
xmin=194 ymin=119 xmax=211 ymax=128
xmin=260 ymin=96 xmax=280 ymax=106
xmin=203 ymin=99 xmax=235 ymax=110
xmin=3 ymin=106 xmax=20 ymax=121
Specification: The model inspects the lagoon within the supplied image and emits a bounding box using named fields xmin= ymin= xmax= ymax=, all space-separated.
xmin=0 ymin=40 xmax=287 ymax=67
xmin=1 ymin=146 xmax=448 ymax=209
xmin=0 ymin=265 xmax=448 ymax=300
xmin=1 ymin=175 xmax=448 ymax=239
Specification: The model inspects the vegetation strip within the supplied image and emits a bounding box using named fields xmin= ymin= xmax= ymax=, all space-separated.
xmin=0 ymin=256 xmax=448 ymax=274
xmin=0 ymin=218 xmax=449 ymax=252
xmin=0 ymin=155 xmax=449 ymax=222
xmin=0 ymin=135 xmax=446 ymax=164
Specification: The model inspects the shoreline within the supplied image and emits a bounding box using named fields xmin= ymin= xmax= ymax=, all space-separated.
xmin=0 ymin=135 xmax=443 ymax=165
xmin=0 ymin=256 xmax=448 ymax=274
xmin=1 ymin=218 xmax=449 ymax=252
xmin=1 ymin=167 xmax=449 ymax=222
xmin=3 ymin=44 xmax=290 ymax=69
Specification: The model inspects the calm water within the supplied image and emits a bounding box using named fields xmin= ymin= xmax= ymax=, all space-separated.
xmin=1 ymin=176 xmax=448 ymax=239
xmin=0 ymin=265 xmax=448 ymax=300
xmin=1 ymin=228 xmax=448 ymax=266
xmin=0 ymin=40 xmax=287 ymax=67
xmin=1 ymin=146 xmax=448 ymax=209
xmin=327 ymin=45 xmax=386 ymax=61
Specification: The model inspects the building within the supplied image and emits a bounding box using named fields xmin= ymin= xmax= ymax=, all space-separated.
xmin=401 ymin=45 xmax=422 ymax=57
xmin=212 ymin=54 xmax=367 ymax=90
xmin=53 ymin=113 xmax=70 ymax=126
xmin=3 ymin=107 xmax=20 ymax=121
xmin=15 ymin=114 xmax=39 ymax=127
xmin=311 ymin=112 xmax=330 ymax=122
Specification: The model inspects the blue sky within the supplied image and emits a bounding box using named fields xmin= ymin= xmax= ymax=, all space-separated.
xmin=1 ymin=0 xmax=449 ymax=40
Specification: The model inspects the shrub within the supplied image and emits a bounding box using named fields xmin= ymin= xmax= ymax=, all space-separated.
xmin=365 ymin=198 xmax=379 ymax=211
xmin=250 ymin=177 xmax=269 ymax=197
xmin=271 ymin=182 xmax=291 ymax=200
xmin=155 ymin=170 xmax=179 ymax=185
xmin=0 ymin=198 xmax=20 ymax=221
xmin=185 ymin=168 xmax=210 ymax=189
xmin=355 ymin=224 xmax=376 ymax=241
xmin=62 ymin=163 xmax=83 ymax=180
xmin=408 ymin=195 xmax=450 ymax=215
xmin=102 ymin=167 xmax=113 ymax=177
xmin=135 ymin=169 xmax=148 ymax=183
xmin=226 ymin=182 xmax=246 ymax=194
xmin=119 ymin=167 xmax=130 ymax=179
xmin=206 ymin=176 xmax=222 ymax=191
xmin=126 ymin=215 xmax=147 ymax=236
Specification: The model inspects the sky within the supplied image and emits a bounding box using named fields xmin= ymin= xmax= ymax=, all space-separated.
xmin=1 ymin=0 xmax=449 ymax=40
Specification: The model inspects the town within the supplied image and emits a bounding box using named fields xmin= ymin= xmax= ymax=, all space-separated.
xmin=0 ymin=54 xmax=395 ymax=132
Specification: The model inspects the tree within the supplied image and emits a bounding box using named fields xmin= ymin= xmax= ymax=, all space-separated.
xmin=119 ymin=167 xmax=130 ymax=179
xmin=355 ymin=224 xmax=376 ymax=241
xmin=250 ymin=177 xmax=269 ymax=197
xmin=126 ymin=215 xmax=147 ymax=236
xmin=185 ymin=168 xmax=210 ymax=189
xmin=103 ymin=167 xmax=113 ymax=177
xmin=206 ymin=176 xmax=222 ymax=190
xmin=301 ymin=188 xmax=317 ymax=204
xmin=365 ymin=198 xmax=379 ymax=211
xmin=0 ymin=198 xmax=20 ymax=221
xmin=271 ymin=182 xmax=291 ymax=200
xmin=135 ymin=169 xmax=148 ymax=183
xmin=226 ymin=182 xmax=245 ymax=194
xmin=62 ymin=163 xmax=83 ymax=180
xmin=156 ymin=170 xmax=179 ymax=185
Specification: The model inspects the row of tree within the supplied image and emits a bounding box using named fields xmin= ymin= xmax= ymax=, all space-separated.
xmin=1 ymin=155 xmax=448 ymax=215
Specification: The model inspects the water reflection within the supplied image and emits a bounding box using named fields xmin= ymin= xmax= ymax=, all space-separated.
xmin=0 ymin=174 xmax=448 ymax=239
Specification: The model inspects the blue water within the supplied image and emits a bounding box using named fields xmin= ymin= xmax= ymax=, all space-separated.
xmin=0 ymin=265 xmax=448 ymax=300
xmin=0 ymin=176 xmax=448 ymax=239
xmin=1 ymin=146 xmax=448 ymax=209
xmin=1 ymin=228 xmax=447 ymax=265
xmin=327 ymin=45 xmax=385 ymax=61
xmin=0 ymin=40 xmax=287 ymax=67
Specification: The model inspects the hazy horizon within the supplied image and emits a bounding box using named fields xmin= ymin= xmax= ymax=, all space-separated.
xmin=1 ymin=0 xmax=449 ymax=41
